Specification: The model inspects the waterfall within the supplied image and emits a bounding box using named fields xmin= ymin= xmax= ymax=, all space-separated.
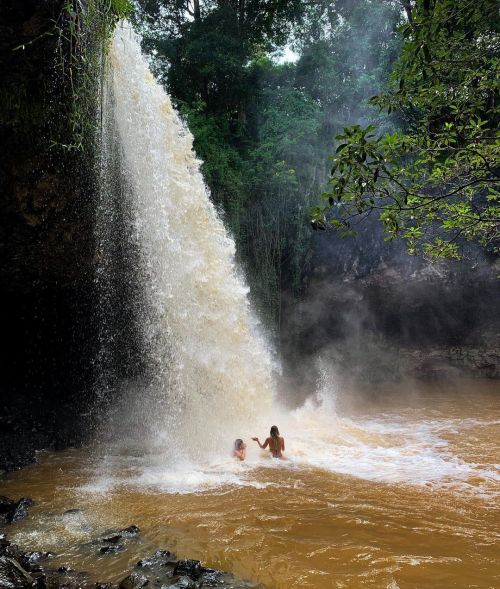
xmin=96 ymin=23 xmax=275 ymax=463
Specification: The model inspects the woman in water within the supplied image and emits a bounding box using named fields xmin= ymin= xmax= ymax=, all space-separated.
xmin=252 ymin=425 xmax=285 ymax=459
xmin=233 ymin=439 xmax=247 ymax=461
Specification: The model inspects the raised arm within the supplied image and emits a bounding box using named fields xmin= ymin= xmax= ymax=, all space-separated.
xmin=251 ymin=437 xmax=270 ymax=449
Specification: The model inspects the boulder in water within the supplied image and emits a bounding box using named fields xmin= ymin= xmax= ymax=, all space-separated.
xmin=0 ymin=556 xmax=34 ymax=588
xmin=10 ymin=497 xmax=33 ymax=522
xmin=98 ymin=525 xmax=140 ymax=544
xmin=161 ymin=576 xmax=196 ymax=589
xmin=119 ymin=572 xmax=149 ymax=589
xmin=100 ymin=544 xmax=125 ymax=554
xmin=173 ymin=560 xmax=202 ymax=579
xmin=137 ymin=549 xmax=177 ymax=568
xmin=20 ymin=550 xmax=55 ymax=572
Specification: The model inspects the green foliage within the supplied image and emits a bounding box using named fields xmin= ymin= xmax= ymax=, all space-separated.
xmin=51 ymin=0 xmax=134 ymax=152
xmin=138 ymin=0 xmax=401 ymax=328
xmin=314 ymin=0 xmax=500 ymax=260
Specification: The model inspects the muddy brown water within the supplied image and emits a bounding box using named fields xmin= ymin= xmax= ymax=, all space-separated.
xmin=0 ymin=382 xmax=498 ymax=589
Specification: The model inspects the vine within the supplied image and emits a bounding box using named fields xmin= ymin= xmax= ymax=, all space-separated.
xmin=52 ymin=0 xmax=133 ymax=152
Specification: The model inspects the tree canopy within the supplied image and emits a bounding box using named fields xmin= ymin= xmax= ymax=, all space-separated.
xmin=312 ymin=0 xmax=500 ymax=261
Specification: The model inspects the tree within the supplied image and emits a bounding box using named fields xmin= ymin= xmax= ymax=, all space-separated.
xmin=312 ymin=0 xmax=500 ymax=260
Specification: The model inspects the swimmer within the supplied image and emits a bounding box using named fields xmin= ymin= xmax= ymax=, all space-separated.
xmin=252 ymin=425 xmax=286 ymax=459
xmin=233 ymin=439 xmax=247 ymax=461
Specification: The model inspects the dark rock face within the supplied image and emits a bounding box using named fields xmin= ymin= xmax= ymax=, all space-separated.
xmin=0 ymin=0 xmax=97 ymax=472
xmin=282 ymin=221 xmax=500 ymax=385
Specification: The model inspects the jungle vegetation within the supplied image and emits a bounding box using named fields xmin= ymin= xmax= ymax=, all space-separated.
xmin=135 ymin=0 xmax=403 ymax=329
xmin=312 ymin=0 xmax=500 ymax=262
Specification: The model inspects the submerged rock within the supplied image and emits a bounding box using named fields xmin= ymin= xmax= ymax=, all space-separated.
xmin=0 ymin=555 xmax=34 ymax=588
xmin=97 ymin=525 xmax=140 ymax=544
xmin=137 ymin=550 xmax=177 ymax=568
xmin=20 ymin=550 xmax=55 ymax=572
xmin=118 ymin=572 xmax=149 ymax=589
xmin=161 ymin=575 xmax=196 ymax=589
xmin=91 ymin=525 xmax=140 ymax=556
xmin=10 ymin=497 xmax=33 ymax=522
xmin=99 ymin=544 xmax=125 ymax=554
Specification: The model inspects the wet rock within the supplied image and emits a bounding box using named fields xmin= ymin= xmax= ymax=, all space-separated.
xmin=98 ymin=526 xmax=140 ymax=544
xmin=99 ymin=544 xmax=125 ymax=554
xmin=39 ymin=569 xmax=91 ymax=589
xmin=7 ymin=497 xmax=33 ymax=523
xmin=197 ymin=568 xmax=225 ymax=587
xmin=20 ymin=550 xmax=55 ymax=572
xmin=95 ymin=584 xmax=117 ymax=589
xmin=173 ymin=560 xmax=202 ymax=580
xmin=161 ymin=576 xmax=196 ymax=589
xmin=0 ymin=555 xmax=34 ymax=588
xmin=1 ymin=542 xmax=24 ymax=561
xmin=118 ymin=572 xmax=149 ymax=589
xmin=137 ymin=550 xmax=177 ymax=568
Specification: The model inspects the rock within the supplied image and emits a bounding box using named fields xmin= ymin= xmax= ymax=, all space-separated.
xmin=64 ymin=509 xmax=83 ymax=515
xmin=173 ymin=560 xmax=202 ymax=580
xmin=20 ymin=550 xmax=54 ymax=572
xmin=98 ymin=525 xmax=140 ymax=544
xmin=160 ymin=576 xmax=196 ymax=589
xmin=118 ymin=572 xmax=149 ymax=589
xmin=99 ymin=544 xmax=125 ymax=554
xmin=1 ymin=543 xmax=23 ymax=561
xmin=8 ymin=497 xmax=33 ymax=523
xmin=39 ymin=569 xmax=91 ymax=589
xmin=136 ymin=550 xmax=177 ymax=568
xmin=0 ymin=555 xmax=34 ymax=588
xmin=197 ymin=568 xmax=225 ymax=587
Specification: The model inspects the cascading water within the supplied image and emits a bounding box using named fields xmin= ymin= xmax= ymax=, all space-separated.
xmin=97 ymin=23 xmax=274 ymax=464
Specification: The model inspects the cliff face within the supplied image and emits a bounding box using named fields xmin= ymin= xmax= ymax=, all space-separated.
xmin=282 ymin=218 xmax=500 ymax=386
xmin=0 ymin=0 xmax=96 ymax=470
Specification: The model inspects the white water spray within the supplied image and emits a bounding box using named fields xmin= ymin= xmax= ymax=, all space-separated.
xmin=100 ymin=24 xmax=274 ymax=462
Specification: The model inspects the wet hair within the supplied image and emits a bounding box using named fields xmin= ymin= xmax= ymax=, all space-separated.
xmin=234 ymin=438 xmax=244 ymax=450
xmin=269 ymin=426 xmax=280 ymax=452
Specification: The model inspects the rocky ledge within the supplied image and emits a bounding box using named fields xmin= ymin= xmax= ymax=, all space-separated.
xmin=0 ymin=496 xmax=261 ymax=589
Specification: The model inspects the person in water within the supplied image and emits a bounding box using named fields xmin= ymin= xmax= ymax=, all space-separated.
xmin=233 ymin=439 xmax=247 ymax=461
xmin=252 ymin=425 xmax=285 ymax=459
